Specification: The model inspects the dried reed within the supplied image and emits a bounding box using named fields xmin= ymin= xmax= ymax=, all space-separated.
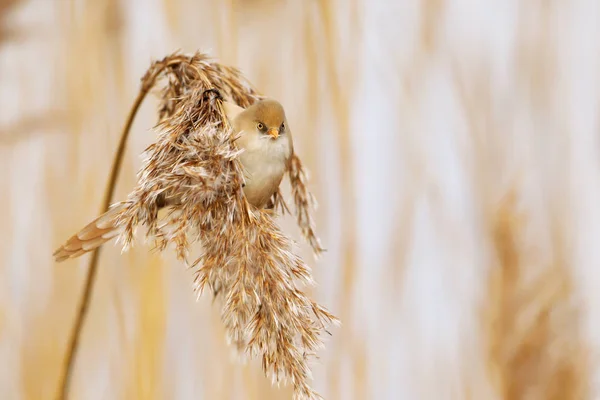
xmin=485 ymin=190 xmax=590 ymax=400
xmin=55 ymin=68 xmax=153 ymax=400
xmin=59 ymin=51 xmax=337 ymax=400
xmin=453 ymin=61 xmax=590 ymax=399
xmin=0 ymin=0 xmax=19 ymax=43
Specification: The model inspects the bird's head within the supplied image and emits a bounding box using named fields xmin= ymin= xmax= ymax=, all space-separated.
xmin=236 ymin=99 xmax=289 ymax=140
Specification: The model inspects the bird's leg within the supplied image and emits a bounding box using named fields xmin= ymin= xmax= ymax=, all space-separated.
xmin=268 ymin=190 xmax=290 ymax=215
xmin=155 ymin=193 xmax=167 ymax=208
xmin=265 ymin=198 xmax=275 ymax=210
xmin=211 ymin=281 xmax=223 ymax=303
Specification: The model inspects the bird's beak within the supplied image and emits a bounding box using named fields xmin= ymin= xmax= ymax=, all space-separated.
xmin=267 ymin=128 xmax=279 ymax=139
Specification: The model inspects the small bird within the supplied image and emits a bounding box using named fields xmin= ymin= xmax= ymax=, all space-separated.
xmin=53 ymin=97 xmax=294 ymax=262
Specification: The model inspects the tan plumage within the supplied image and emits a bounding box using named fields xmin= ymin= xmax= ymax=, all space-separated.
xmin=53 ymin=98 xmax=293 ymax=262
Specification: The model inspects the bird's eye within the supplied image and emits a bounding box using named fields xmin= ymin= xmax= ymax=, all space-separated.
xmin=280 ymin=122 xmax=285 ymax=132
xmin=257 ymin=122 xmax=265 ymax=131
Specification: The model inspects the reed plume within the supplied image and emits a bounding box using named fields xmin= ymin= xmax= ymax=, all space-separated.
xmin=103 ymin=51 xmax=336 ymax=399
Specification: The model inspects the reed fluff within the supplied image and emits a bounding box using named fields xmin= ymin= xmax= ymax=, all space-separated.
xmin=112 ymin=52 xmax=337 ymax=399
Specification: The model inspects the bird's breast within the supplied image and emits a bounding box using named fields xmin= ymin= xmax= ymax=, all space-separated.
xmin=238 ymin=135 xmax=291 ymax=208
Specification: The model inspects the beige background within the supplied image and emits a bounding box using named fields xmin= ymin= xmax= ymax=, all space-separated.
xmin=2 ymin=0 xmax=600 ymax=399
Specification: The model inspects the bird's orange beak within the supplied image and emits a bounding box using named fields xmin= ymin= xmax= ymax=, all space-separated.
xmin=267 ymin=128 xmax=279 ymax=139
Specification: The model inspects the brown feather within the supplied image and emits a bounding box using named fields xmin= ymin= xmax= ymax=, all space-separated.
xmin=53 ymin=203 xmax=127 ymax=262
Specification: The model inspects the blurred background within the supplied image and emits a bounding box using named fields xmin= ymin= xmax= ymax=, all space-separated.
xmin=2 ymin=0 xmax=600 ymax=399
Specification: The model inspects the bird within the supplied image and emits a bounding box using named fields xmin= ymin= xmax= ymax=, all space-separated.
xmin=53 ymin=97 xmax=294 ymax=262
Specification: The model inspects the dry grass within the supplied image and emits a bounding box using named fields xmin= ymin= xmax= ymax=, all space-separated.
xmin=484 ymin=189 xmax=590 ymax=400
xmin=77 ymin=51 xmax=338 ymax=400
xmin=453 ymin=54 xmax=591 ymax=399
xmin=314 ymin=0 xmax=362 ymax=395
xmin=0 ymin=0 xmax=20 ymax=43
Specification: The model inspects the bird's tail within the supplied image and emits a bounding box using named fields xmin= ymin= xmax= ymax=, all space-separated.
xmin=53 ymin=202 xmax=127 ymax=262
